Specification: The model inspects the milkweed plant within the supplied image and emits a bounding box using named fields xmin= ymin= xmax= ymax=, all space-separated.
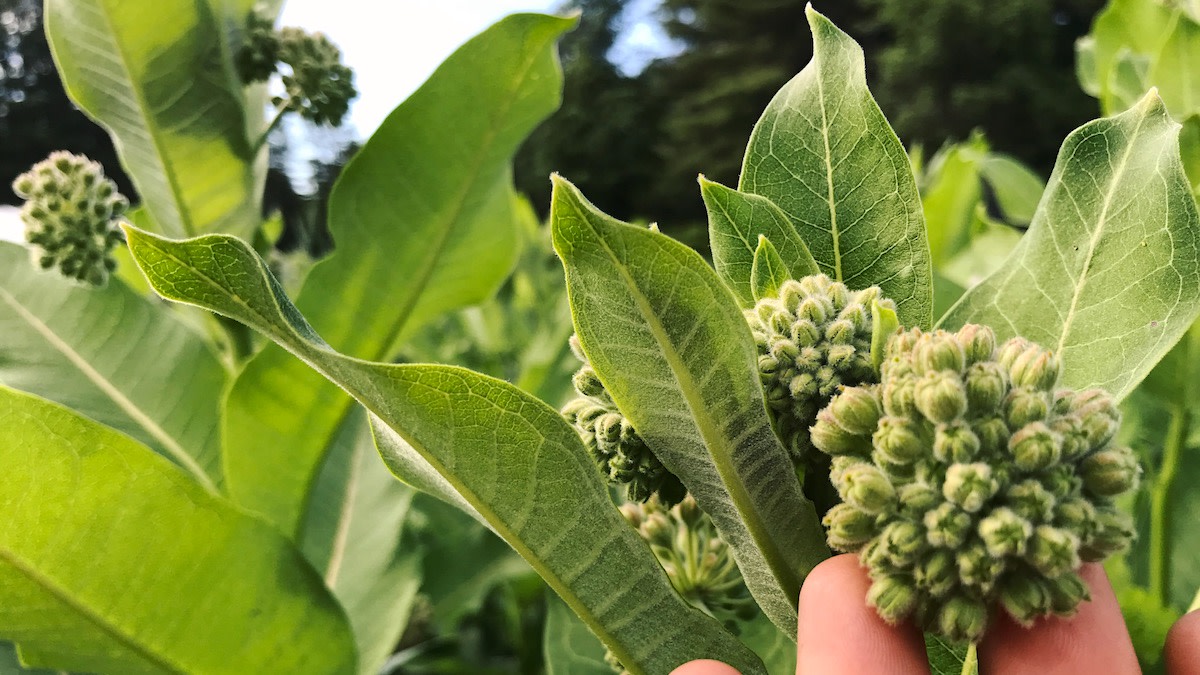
xmin=2 ymin=1 xmax=1199 ymax=674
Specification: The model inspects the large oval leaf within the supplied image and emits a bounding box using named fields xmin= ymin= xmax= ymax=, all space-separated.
xmin=122 ymin=226 xmax=766 ymax=675
xmin=0 ymin=243 xmax=224 ymax=488
xmin=0 ymin=386 xmax=355 ymax=674
xmin=44 ymin=0 xmax=260 ymax=238
xmin=551 ymin=176 xmax=829 ymax=637
xmin=940 ymin=92 xmax=1200 ymax=400
xmin=739 ymin=6 xmax=931 ymax=328
xmin=223 ymin=14 xmax=572 ymax=536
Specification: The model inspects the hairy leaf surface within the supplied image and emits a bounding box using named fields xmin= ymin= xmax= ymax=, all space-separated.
xmin=551 ymin=176 xmax=829 ymax=636
xmin=0 ymin=386 xmax=356 ymax=674
xmin=123 ymin=226 xmax=765 ymax=675
xmin=739 ymin=7 xmax=931 ymax=328
xmin=941 ymin=93 xmax=1200 ymax=400
xmin=223 ymin=14 xmax=571 ymax=536
xmin=0 ymin=243 xmax=224 ymax=487
xmin=44 ymin=0 xmax=260 ymax=238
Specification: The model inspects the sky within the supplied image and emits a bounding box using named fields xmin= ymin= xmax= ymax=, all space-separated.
xmin=280 ymin=0 xmax=675 ymax=137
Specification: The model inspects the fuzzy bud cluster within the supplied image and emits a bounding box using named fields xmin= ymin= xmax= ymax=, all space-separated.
xmin=236 ymin=10 xmax=356 ymax=126
xmin=746 ymin=274 xmax=894 ymax=465
xmin=813 ymin=325 xmax=1138 ymax=642
xmin=605 ymin=495 xmax=754 ymax=674
xmin=12 ymin=152 xmax=127 ymax=286
xmin=562 ymin=336 xmax=686 ymax=505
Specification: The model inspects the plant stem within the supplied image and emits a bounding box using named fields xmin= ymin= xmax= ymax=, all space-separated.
xmin=252 ymin=105 xmax=290 ymax=153
xmin=960 ymin=644 xmax=979 ymax=675
xmin=1150 ymin=405 xmax=1190 ymax=606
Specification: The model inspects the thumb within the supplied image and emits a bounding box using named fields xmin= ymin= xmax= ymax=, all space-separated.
xmin=1165 ymin=609 xmax=1200 ymax=675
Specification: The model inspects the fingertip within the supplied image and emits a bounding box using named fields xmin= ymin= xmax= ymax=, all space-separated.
xmin=979 ymin=564 xmax=1138 ymax=674
xmin=670 ymin=658 xmax=741 ymax=675
xmin=1165 ymin=609 xmax=1200 ymax=675
xmin=797 ymin=553 xmax=928 ymax=674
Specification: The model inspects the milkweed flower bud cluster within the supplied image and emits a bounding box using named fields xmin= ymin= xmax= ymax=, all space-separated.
xmin=236 ymin=9 xmax=356 ymax=126
xmin=605 ymin=495 xmax=754 ymax=675
xmin=12 ymin=152 xmax=128 ymax=286
xmin=562 ymin=336 xmax=686 ymax=506
xmin=813 ymin=325 xmax=1138 ymax=642
xmin=746 ymin=274 xmax=894 ymax=466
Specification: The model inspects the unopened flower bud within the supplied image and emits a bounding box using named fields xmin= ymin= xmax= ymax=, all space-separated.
xmin=790 ymin=319 xmax=821 ymax=346
xmin=965 ymin=361 xmax=1008 ymax=413
xmin=811 ymin=409 xmax=871 ymax=456
xmin=1028 ymin=525 xmax=1081 ymax=577
xmin=897 ymin=481 xmax=940 ymax=512
xmin=978 ymin=507 xmax=1033 ymax=557
xmin=999 ymin=574 xmax=1053 ymax=626
xmin=1080 ymin=447 xmax=1139 ymax=497
xmin=868 ymin=574 xmax=917 ymax=624
xmin=1009 ymin=422 xmax=1062 ymax=472
xmin=933 ymin=421 xmax=981 ymax=463
xmin=924 ymin=502 xmax=973 ymax=548
xmin=837 ymin=462 xmax=897 ymax=514
xmin=936 ymin=595 xmax=988 ymax=643
xmin=1047 ymin=571 xmax=1090 ymax=615
xmin=880 ymin=520 xmax=925 ymax=565
xmin=827 ymin=386 xmax=882 ymax=435
xmin=914 ymin=550 xmax=957 ymax=597
xmin=1005 ymin=388 xmax=1050 ymax=427
xmin=797 ymin=297 xmax=829 ymax=323
xmin=882 ymin=376 xmax=917 ymax=417
xmin=1008 ymin=344 xmax=1061 ymax=391
xmin=915 ymin=371 xmax=969 ymax=423
xmin=825 ymin=319 xmax=856 ymax=344
xmin=997 ymin=336 xmax=1037 ymax=371
xmin=618 ymin=503 xmax=642 ymax=527
xmin=956 ymin=324 xmax=997 ymax=364
xmin=1080 ymin=507 xmax=1135 ymax=559
xmin=573 ymin=366 xmax=606 ymax=398
xmin=641 ymin=512 xmax=673 ymax=548
xmin=971 ymin=416 xmax=1010 ymax=457
xmin=917 ymin=335 xmax=966 ymax=374
xmin=943 ymin=463 xmax=999 ymax=513
xmin=1006 ymin=479 xmax=1057 ymax=522
xmin=824 ymin=503 xmax=876 ymax=549
xmin=873 ymin=416 xmax=925 ymax=464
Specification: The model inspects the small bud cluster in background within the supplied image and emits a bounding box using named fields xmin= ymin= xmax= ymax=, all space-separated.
xmin=235 ymin=8 xmax=356 ymax=126
xmin=562 ymin=336 xmax=686 ymax=505
xmin=746 ymin=274 xmax=893 ymax=466
xmin=606 ymin=494 xmax=755 ymax=675
xmin=12 ymin=151 xmax=128 ymax=286
xmin=813 ymin=324 xmax=1139 ymax=642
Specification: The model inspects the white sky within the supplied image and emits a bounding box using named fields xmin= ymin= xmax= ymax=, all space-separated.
xmin=280 ymin=0 xmax=560 ymax=136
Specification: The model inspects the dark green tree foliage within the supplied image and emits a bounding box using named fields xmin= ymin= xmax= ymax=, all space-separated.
xmin=0 ymin=0 xmax=132 ymax=203
xmin=863 ymin=0 xmax=1104 ymax=173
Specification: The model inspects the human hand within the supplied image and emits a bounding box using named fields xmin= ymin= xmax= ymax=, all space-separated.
xmin=672 ymin=553 xmax=1200 ymax=674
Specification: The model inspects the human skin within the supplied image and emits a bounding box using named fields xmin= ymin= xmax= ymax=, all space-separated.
xmin=671 ymin=553 xmax=1198 ymax=674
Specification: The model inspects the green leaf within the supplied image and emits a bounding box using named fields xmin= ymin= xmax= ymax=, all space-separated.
xmin=299 ymin=411 xmax=424 ymax=675
xmin=122 ymin=226 xmax=766 ymax=675
xmin=738 ymin=615 xmax=797 ymax=675
xmin=925 ymin=636 xmax=975 ymax=675
xmin=920 ymin=136 xmax=989 ymax=264
xmin=544 ymin=594 xmax=613 ymax=675
xmin=870 ymin=299 xmax=900 ymax=372
xmin=550 ymin=176 xmax=828 ymax=636
xmin=739 ymin=6 xmax=932 ymax=328
xmin=44 ymin=0 xmax=260 ymax=238
xmin=0 ymin=385 xmax=356 ymax=674
xmin=700 ymin=177 xmax=818 ymax=306
xmin=940 ymin=92 xmax=1200 ymax=400
xmin=978 ymin=154 xmax=1045 ymax=227
xmin=750 ymin=235 xmax=791 ymax=302
xmin=0 ymin=242 xmax=224 ymax=489
xmin=222 ymin=14 xmax=573 ymax=536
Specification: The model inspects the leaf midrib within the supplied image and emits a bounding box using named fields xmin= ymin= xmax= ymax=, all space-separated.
xmin=0 ymin=547 xmax=186 ymax=674
xmin=814 ymin=45 xmax=843 ymax=282
xmin=1055 ymin=108 xmax=1150 ymax=355
xmin=563 ymin=197 xmax=802 ymax=603
xmin=0 ymin=287 xmax=216 ymax=492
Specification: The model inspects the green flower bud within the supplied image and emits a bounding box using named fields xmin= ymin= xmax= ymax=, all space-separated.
xmin=933 ymin=421 xmax=981 ymax=463
xmin=915 ymin=371 xmax=969 ymax=423
xmin=881 ymin=520 xmax=926 ymax=566
xmin=811 ymin=409 xmax=871 ymax=456
xmin=965 ymin=361 xmax=1008 ymax=414
xmin=916 ymin=334 xmax=966 ymax=374
xmin=1008 ymin=422 xmax=1062 ymax=472
xmin=1005 ymin=387 xmax=1050 ymax=427
xmin=935 ymin=595 xmax=989 ymax=643
xmin=914 ymin=549 xmax=957 ymax=597
xmin=1028 ymin=525 xmax=1081 ymax=577
xmin=956 ymin=324 xmax=997 ymax=364
xmin=790 ymin=319 xmax=821 ymax=346
xmin=943 ymin=463 xmax=999 ymax=513
xmin=873 ymin=416 xmax=925 ymax=464
xmin=235 ymin=7 xmax=280 ymax=83
xmin=978 ymin=506 xmax=1033 ymax=557
xmin=797 ymin=296 xmax=830 ymax=324
xmin=13 ymin=151 xmax=127 ymax=286
xmin=824 ymin=503 xmax=877 ymax=549
xmin=618 ymin=502 xmax=642 ymax=527
xmin=971 ymin=416 xmax=1011 ymax=457
xmin=827 ymin=386 xmax=882 ymax=435
xmin=1080 ymin=507 xmax=1135 ymax=560
xmin=836 ymin=462 xmax=897 ymax=514
xmin=867 ymin=574 xmax=918 ymax=624
xmin=641 ymin=512 xmax=673 ymax=548
xmin=882 ymin=376 xmax=918 ymax=417
xmin=1047 ymin=571 xmax=1090 ymax=615
xmin=957 ymin=539 xmax=1005 ymax=591
xmin=274 ymin=27 xmax=357 ymax=125
xmin=924 ymin=502 xmax=973 ymax=548
xmin=999 ymin=574 xmax=1053 ymax=626
xmin=572 ymin=366 xmax=606 ymax=398
xmin=1080 ymin=446 xmax=1139 ymax=497
xmin=898 ymin=481 xmax=941 ymax=513
xmin=1006 ymin=342 xmax=1061 ymax=391
xmin=1006 ymin=479 xmax=1057 ymax=522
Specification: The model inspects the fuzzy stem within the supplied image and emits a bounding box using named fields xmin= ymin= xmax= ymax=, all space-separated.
xmin=1150 ymin=405 xmax=1190 ymax=606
